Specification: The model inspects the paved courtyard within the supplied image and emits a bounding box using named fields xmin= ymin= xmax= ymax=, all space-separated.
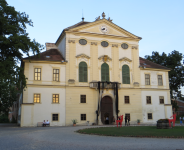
xmin=0 ymin=124 xmax=184 ymax=150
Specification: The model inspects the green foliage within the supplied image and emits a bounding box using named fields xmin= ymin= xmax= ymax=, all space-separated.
xmin=0 ymin=114 xmax=9 ymax=123
xmin=171 ymin=100 xmax=179 ymax=112
xmin=137 ymin=119 xmax=141 ymax=123
xmin=78 ymin=126 xmax=184 ymax=138
xmin=145 ymin=50 xmax=184 ymax=99
xmin=157 ymin=119 xmax=169 ymax=123
xmin=0 ymin=0 xmax=44 ymax=115
xmin=71 ymin=119 xmax=78 ymax=124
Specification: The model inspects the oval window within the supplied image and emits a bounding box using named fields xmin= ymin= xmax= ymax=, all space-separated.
xmin=79 ymin=39 xmax=87 ymax=45
xmin=101 ymin=41 xmax=109 ymax=47
xmin=121 ymin=43 xmax=128 ymax=49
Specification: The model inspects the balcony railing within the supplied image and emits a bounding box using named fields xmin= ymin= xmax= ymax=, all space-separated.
xmin=89 ymin=81 xmax=121 ymax=89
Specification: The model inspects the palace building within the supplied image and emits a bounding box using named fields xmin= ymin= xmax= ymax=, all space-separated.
xmin=20 ymin=13 xmax=172 ymax=127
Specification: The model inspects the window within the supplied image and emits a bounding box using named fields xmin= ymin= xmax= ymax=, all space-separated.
xmin=80 ymin=95 xmax=86 ymax=103
xmin=125 ymin=113 xmax=130 ymax=121
xmin=121 ymin=43 xmax=128 ymax=49
xmin=148 ymin=113 xmax=152 ymax=119
xmin=145 ymin=74 xmax=150 ymax=85
xmin=79 ymin=39 xmax=87 ymax=45
xmin=146 ymin=96 xmax=151 ymax=104
xmin=122 ymin=65 xmax=130 ymax=84
xmin=34 ymin=94 xmax=40 ymax=103
xmin=34 ymin=68 xmax=41 ymax=80
xmin=53 ymin=69 xmax=59 ymax=81
xmin=79 ymin=62 xmax=88 ymax=82
xmin=158 ymin=75 xmax=163 ymax=86
xmin=53 ymin=94 xmax=59 ymax=103
xmin=101 ymin=41 xmax=109 ymax=47
xmin=81 ymin=114 xmax=86 ymax=121
xmin=101 ymin=63 xmax=109 ymax=81
xmin=52 ymin=114 xmax=58 ymax=121
xmin=159 ymin=96 xmax=164 ymax=104
xmin=124 ymin=96 xmax=129 ymax=104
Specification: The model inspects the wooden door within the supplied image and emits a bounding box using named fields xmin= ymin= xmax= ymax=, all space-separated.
xmin=101 ymin=96 xmax=113 ymax=124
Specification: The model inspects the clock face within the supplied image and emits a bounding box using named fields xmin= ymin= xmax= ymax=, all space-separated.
xmin=101 ymin=26 xmax=108 ymax=33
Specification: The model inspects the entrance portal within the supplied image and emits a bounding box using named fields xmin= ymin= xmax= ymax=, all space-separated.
xmin=101 ymin=96 xmax=113 ymax=124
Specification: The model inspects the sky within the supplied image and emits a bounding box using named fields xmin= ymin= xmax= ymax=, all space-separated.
xmin=7 ymin=0 xmax=184 ymax=94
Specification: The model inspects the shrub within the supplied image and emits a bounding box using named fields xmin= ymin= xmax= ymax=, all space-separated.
xmin=0 ymin=115 xmax=9 ymax=123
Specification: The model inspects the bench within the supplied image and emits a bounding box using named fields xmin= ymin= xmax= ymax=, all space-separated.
xmin=37 ymin=122 xmax=50 ymax=127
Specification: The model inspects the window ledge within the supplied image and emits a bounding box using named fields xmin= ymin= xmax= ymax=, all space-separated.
xmin=52 ymin=103 xmax=60 ymax=104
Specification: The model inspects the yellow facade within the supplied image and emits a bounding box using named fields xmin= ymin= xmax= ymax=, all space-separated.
xmin=20 ymin=13 xmax=172 ymax=127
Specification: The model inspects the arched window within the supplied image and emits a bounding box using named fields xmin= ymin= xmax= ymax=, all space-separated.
xmin=101 ymin=63 xmax=109 ymax=82
xmin=122 ymin=65 xmax=130 ymax=84
xmin=79 ymin=62 xmax=88 ymax=82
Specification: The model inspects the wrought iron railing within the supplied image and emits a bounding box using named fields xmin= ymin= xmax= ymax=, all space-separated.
xmin=89 ymin=81 xmax=121 ymax=89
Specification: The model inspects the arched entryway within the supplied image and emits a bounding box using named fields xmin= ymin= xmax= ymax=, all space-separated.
xmin=101 ymin=96 xmax=113 ymax=124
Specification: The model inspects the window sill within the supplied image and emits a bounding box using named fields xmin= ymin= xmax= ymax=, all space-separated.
xmin=34 ymin=102 xmax=42 ymax=104
xmin=146 ymin=104 xmax=152 ymax=105
xmin=52 ymin=103 xmax=60 ymax=104
xmin=80 ymin=103 xmax=87 ymax=104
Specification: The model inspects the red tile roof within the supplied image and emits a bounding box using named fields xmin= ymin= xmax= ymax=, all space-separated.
xmin=139 ymin=57 xmax=171 ymax=70
xmin=23 ymin=49 xmax=64 ymax=62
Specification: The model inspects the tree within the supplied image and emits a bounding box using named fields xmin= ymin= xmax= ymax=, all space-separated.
xmin=145 ymin=50 xmax=184 ymax=99
xmin=171 ymin=100 xmax=179 ymax=112
xmin=0 ymin=0 xmax=44 ymax=115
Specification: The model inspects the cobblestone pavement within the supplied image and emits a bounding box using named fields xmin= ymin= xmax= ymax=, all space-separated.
xmin=0 ymin=125 xmax=184 ymax=150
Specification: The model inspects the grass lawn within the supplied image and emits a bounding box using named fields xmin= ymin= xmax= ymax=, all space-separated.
xmin=77 ymin=126 xmax=184 ymax=138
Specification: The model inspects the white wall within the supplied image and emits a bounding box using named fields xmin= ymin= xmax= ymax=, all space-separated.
xmin=27 ymin=63 xmax=66 ymax=85
xmin=140 ymin=70 xmax=167 ymax=89
xmin=76 ymin=42 xmax=90 ymax=57
xmin=141 ymin=91 xmax=168 ymax=123
xmin=57 ymin=36 xmax=66 ymax=59
xmin=22 ymin=87 xmax=65 ymax=126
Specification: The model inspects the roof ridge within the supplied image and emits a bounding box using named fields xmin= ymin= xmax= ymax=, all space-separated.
xmin=64 ymin=21 xmax=90 ymax=30
xmin=139 ymin=57 xmax=170 ymax=70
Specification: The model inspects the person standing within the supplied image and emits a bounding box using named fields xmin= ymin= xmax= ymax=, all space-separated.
xmin=179 ymin=117 xmax=182 ymax=125
xmin=125 ymin=116 xmax=127 ymax=126
xmin=106 ymin=116 xmax=109 ymax=124
xmin=127 ymin=117 xmax=130 ymax=126
xmin=112 ymin=116 xmax=115 ymax=125
xmin=183 ymin=116 xmax=184 ymax=124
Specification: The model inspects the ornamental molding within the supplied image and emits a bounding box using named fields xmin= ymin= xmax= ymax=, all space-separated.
xmin=119 ymin=57 xmax=132 ymax=62
xmin=76 ymin=53 xmax=90 ymax=59
xmin=68 ymin=79 xmax=75 ymax=84
xmin=98 ymin=55 xmax=112 ymax=62
xmin=112 ymin=44 xmax=118 ymax=48
xmin=91 ymin=42 xmax=97 ymax=45
xmin=132 ymin=46 xmax=138 ymax=49
xmin=68 ymin=40 xmax=75 ymax=43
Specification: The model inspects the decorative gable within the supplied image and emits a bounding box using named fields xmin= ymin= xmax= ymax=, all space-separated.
xmin=119 ymin=57 xmax=132 ymax=62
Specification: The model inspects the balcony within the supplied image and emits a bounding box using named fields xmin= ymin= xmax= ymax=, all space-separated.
xmin=89 ymin=81 xmax=121 ymax=89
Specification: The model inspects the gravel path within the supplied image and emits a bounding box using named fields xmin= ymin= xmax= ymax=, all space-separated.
xmin=0 ymin=125 xmax=183 ymax=150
